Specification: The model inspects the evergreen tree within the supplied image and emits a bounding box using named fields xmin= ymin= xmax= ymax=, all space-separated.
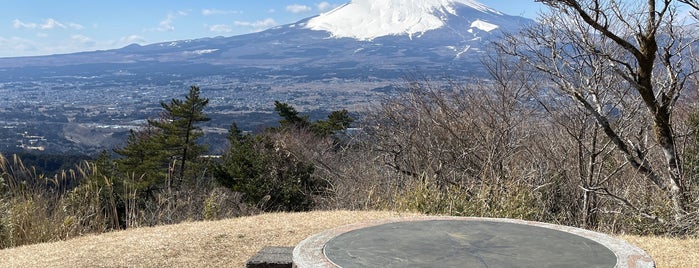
xmin=274 ymin=101 xmax=309 ymax=128
xmin=115 ymin=85 xmax=210 ymax=192
xmin=149 ymin=85 xmax=210 ymax=188
xmin=214 ymin=123 xmax=328 ymax=211
xmin=214 ymin=123 xmax=262 ymax=190
xmin=214 ymin=102 xmax=352 ymax=211
xmin=274 ymin=101 xmax=354 ymax=137
xmin=311 ymin=109 xmax=354 ymax=137
xmin=114 ymin=126 xmax=166 ymax=193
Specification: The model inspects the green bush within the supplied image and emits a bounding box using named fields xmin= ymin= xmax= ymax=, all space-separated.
xmin=214 ymin=130 xmax=328 ymax=212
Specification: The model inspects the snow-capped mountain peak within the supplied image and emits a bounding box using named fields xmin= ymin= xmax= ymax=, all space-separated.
xmin=305 ymin=0 xmax=503 ymax=40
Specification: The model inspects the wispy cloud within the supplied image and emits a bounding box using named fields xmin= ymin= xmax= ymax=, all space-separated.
xmin=286 ymin=4 xmax=312 ymax=14
xmin=0 ymin=36 xmax=37 ymax=54
xmin=70 ymin=34 xmax=94 ymax=43
xmin=0 ymin=33 xmax=148 ymax=57
xmin=209 ymin=24 xmax=233 ymax=33
xmin=317 ymin=2 xmax=336 ymax=12
xmin=13 ymin=18 xmax=84 ymax=30
xmin=233 ymin=18 xmax=277 ymax=31
xmin=208 ymin=16 xmax=277 ymax=34
xmin=40 ymin=18 xmax=64 ymax=29
xmin=67 ymin=22 xmax=85 ymax=30
xmin=119 ymin=35 xmax=146 ymax=44
xmin=0 ymin=34 xmax=96 ymax=57
xmin=152 ymin=11 xmax=187 ymax=32
xmin=12 ymin=19 xmax=35 ymax=29
xmin=158 ymin=15 xmax=176 ymax=31
xmin=202 ymin=9 xmax=241 ymax=16
xmin=71 ymin=34 xmax=94 ymax=44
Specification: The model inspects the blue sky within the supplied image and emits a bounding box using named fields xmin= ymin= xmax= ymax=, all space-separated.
xmin=0 ymin=1 xmax=542 ymax=58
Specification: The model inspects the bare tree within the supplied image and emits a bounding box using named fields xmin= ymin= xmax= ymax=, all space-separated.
xmin=359 ymin=54 xmax=560 ymax=219
xmin=679 ymin=0 xmax=699 ymax=10
xmin=501 ymin=0 xmax=699 ymax=221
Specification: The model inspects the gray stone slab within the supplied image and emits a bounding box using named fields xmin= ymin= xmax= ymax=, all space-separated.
xmin=246 ymin=246 xmax=293 ymax=268
xmin=293 ymin=217 xmax=655 ymax=268
xmin=325 ymin=220 xmax=614 ymax=267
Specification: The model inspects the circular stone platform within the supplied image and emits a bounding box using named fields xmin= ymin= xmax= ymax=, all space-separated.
xmin=293 ymin=217 xmax=655 ymax=268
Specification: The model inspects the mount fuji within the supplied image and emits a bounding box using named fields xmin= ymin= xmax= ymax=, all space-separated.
xmin=0 ymin=0 xmax=536 ymax=154
xmin=0 ymin=0 xmax=533 ymax=81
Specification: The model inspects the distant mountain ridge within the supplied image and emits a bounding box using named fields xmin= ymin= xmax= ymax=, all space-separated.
xmin=0 ymin=0 xmax=533 ymax=80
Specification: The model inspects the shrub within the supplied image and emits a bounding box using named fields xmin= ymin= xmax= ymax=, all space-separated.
xmin=214 ymin=130 xmax=329 ymax=212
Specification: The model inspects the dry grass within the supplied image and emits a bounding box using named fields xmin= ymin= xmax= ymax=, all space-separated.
xmin=620 ymin=235 xmax=699 ymax=268
xmin=0 ymin=210 xmax=418 ymax=268
xmin=0 ymin=210 xmax=696 ymax=268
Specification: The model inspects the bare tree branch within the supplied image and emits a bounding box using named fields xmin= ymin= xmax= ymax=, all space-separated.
xmin=514 ymin=0 xmax=695 ymax=221
xmin=679 ymin=0 xmax=699 ymax=10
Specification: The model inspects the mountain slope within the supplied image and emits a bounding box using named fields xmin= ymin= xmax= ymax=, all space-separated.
xmin=305 ymin=0 xmax=504 ymax=40
xmin=0 ymin=0 xmax=535 ymax=154
xmin=0 ymin=0 xmax=533 ymax=80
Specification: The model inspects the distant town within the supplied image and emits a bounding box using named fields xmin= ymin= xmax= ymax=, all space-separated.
xmin=0 ymin=72 xmax=408 ymax=155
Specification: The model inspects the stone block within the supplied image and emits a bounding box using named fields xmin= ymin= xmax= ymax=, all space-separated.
xmin=246 ymin=246 xmax=293 ymax=268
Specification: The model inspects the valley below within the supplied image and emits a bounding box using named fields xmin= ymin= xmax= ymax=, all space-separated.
xmin=0 ymin=0 xmax=511 ymax=156
xmin=0 ymin=70 xmax=421 ymax=155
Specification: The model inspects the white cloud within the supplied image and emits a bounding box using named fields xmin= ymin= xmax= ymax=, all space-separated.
xmin=41 ymin=18 xmax=65 ymax=29
xmin=209 ymin=17 xmax=278 ymax=34
xmin=152 ymin=11 xmax=187 ymax=32
xmin=71 ymin=35 xmax=96 ymax=47
xmin=0 ymin=35 xmax=94 ymax=57
xmin=202 ymin=9 xmax=241 ymax=16
xmin=67 ymin=22 xmax=85 ymax=30
xmin=71 ymin=34 xmax=92 ymax=43
xmin=13 ymin=19 xmax=37 ymax=29
xmin=317 ymin=2 xmax=334 ymax=12
xmin=233 ymin=18 xmax=277 ymax=31
xmin=119 ymin=35 xmax=146 ymax=44
xmin=209 ymin=24 xmax=233 ymax=33
xmin=0 ymin=36 xmax=37 ymax=54
xmin=286 ymin=4 xmax=312 ymax=13
xmin=12 ymin=18 xmax=84 ymax=30
xmin=0 ymin=33 xmax=149 ymax=57
xmin=157 ymin=14 xmax=176 ymax=31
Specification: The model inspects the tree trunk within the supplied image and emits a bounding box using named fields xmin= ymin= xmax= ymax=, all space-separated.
xmin=176 ymin=116 xmax=194 ymax=190
xmin=654 ymin=115 xmax=688 ymax=220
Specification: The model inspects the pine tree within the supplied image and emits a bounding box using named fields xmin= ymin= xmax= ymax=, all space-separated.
xmin=115 ymin=85 xmax=210 ymax=192
xmin=149 ymin=85 xmax=210 ymax=189
xmin=114 ymin=125 xmax=166 ymax=193
xmin=311 ymin=109 xmax=354 ymax=137
xmin=274 ymin=101 xmax=310 ymax=128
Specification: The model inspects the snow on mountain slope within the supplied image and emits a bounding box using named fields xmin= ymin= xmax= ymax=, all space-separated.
xmin=305 ymin=0 xmax=503 ymax=40
xmin=470 ymin=20 xmax=498 ymax=32
xmin=0 ymin=0 xmax=533 ymax=74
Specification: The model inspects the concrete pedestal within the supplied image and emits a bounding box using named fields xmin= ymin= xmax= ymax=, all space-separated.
xmin=293 ymin=217 xmax=654 ymax=268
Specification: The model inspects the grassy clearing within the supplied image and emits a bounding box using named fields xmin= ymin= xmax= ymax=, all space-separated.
xmin=620 ymin=235 xmax=699 ymax=268
xmin=0 ymin=210 xmax=696 ymax=268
